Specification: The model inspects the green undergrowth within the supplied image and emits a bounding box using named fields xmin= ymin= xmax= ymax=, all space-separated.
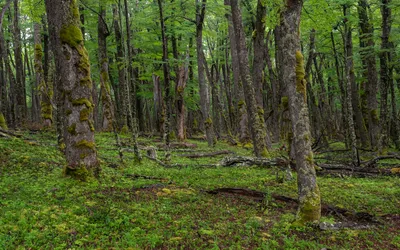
xmin=0 ymin=132 xmax=399 ymax=249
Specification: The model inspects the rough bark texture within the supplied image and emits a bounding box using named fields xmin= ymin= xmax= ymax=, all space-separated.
xmin=175 ymin=63 xmax=188 ymax=141
xmin=112 ymin=5 xmax=127 ymax=130
xmin=230 ymin=0 xmax=268 ymax=157
xmin=13 ymin=0 xmax=26 ymax=127
xmin=343 ymin=11 xmax=358 ymax=165
xmin=45 ymin=0 xmax=99 ymax=179
xmin=124 ymin=0 xmax=141 ymax=161
xmin=358 ymin=0 xmax=379 ymax=149
xmin=379 ymin=0 xmax=391 ymax=150
xmin=158 ymin=0 xmax=172 ymax=162
xmin=98 ymin=5 xmax=114 ymax=132
xmin=280 ymin=0 xmax=321 ymax=224
xmin=196 ymin=0 xmax=215 ymax=147
xmin=34 ymin=23 xmax=52 ymax=128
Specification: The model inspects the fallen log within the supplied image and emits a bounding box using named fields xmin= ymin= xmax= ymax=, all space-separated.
xmin=178 ymin=150 xmax=233 ymax=158
xmin=206 ymin=188 xmax=379 ymax=226
xmin=317 ymin=163 xmax=400 ymax=177
xmin=219 ymin=156 xmax=288 ymax=168
xmin=125 ymin=174 xmax=171 ymax=182
xmin=156 ymin=142 xmax=197 ymax=149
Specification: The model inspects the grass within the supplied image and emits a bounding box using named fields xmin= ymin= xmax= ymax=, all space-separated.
xmin=0 ymin=132 xmax=399 ymax=249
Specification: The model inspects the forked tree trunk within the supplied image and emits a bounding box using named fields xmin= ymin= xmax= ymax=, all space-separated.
xmin=279 ymin=0 xmax=321 ymax=225
xmin=45 ymin=0 xmax=99 ymax=179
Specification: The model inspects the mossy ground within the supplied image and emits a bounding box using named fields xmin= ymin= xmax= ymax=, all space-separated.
xmin=0 ymin=132 xmax=399 ymax=249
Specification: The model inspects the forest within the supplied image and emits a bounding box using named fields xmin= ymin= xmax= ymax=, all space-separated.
xmin=0 ymin=0 xmax=399 ymax=248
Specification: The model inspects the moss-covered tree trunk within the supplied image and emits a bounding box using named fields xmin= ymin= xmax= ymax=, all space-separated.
xmin=224 ymin=0 xmax=247 ymax=142
xmin=280 ymin=0 xmax=321 ymax=225
xmin=112 ymin=5 xmax=127 ymax=131
xmin=98 ymin=5 xmax=114 ymax=132
xmin=379 ymin=0 xmax=392 ymax=151
xmin=34 ymin=23 xmax=52 ymax=128
xmin=45 ymin=0 xmax=99 ymax=179
xmin=358 ymin=0 xmax=379 ymax=150
xmin=158 ymin=0 xmax=172 ymax=162
xmin=13 ymin=0 xmax=27 ymax=127
xmin=196 ymin=0 xmax=215 ymax=147
xmin=229 ymin=0 xmax=268 ymax=157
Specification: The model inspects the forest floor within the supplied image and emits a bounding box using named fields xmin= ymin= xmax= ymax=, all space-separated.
xmin=0 ymin=132 xmax=399 ymax=249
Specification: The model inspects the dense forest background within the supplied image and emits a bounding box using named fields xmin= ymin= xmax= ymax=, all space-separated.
xmin=0 ymin=0 xmax=399 ymax=153
xmin=0 ymin=0 xmax=400 ymax=248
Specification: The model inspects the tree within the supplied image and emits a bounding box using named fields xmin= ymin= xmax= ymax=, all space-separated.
xmin=229 ymin=0 xmax=268 ymax=157
xmin=45 ymin=0 xmax=99 ymax=179
xmin=279 ymin=0 xmax=321 ymax=224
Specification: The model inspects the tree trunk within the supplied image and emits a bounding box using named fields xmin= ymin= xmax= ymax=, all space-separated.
xmin=229 ymin=0 xmax=268 ymax=157
xmin=343 ymin=6 xmax=358 ymax=165
xmin=45 ymin=0 xmax=99 ymax=179
xmin=34 ymin=22 xmax=52 ymax=127
xmin=98 ymin=5 xmax=114 ymax=132
xmin=13 ymin=0 xmax=26 ymax=127
xmin=123 ymin=0 xmax=141 ymax=161
xmin=379 ymin=0 xmax=392 ymax=150
xmin=279 ymin=0 xmax=321 ymax=224
xmin=358 ymin=0 xmax=379 ymax=149
xmin=158 ymin=0 xmax=172 ymax=162
xmin=196 ymin=0 xmax=215 ymax=147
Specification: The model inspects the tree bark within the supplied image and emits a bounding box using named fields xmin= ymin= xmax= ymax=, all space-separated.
xmin=158 ymin=0 xmax=172 ymax=162
xmin=229 ymin=0 xmax=268 ymax=157
xmin=13 ymin=0 xmax=26 ymax=127
xmin=34 ymin=22 xmax=52 ymax=127
xmin=357 ymin=0 xmax=379 ymax=149
xmin=196 ymin=0 xmax=215 ymax=147
xmin=45 ymin=0 xmax=99 ymax=179
xmin=279 ymin=0 xmax=321 ymax=224
xmin=379 ymin=0 xmax=392 ymax=150
xmin=98 ymin=5 xmax=114 ymax=132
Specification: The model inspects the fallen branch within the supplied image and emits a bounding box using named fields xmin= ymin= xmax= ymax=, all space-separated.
xmin=362 ymin=155 xmax=400 ymax=168
xmin=125 ymin=174 xmax=171 ymax=182
xmin=178 ymin=150 xmax=233 ymax=158
xmin=317 ymin=163 xmax=400 ymax=177
xmin=206 ymin=188 xmax=379 ymax=226
xmin=219 ymin=156 xmax=288 ymax=168
xmin=156 ymin=142 xmax=197 ymax=149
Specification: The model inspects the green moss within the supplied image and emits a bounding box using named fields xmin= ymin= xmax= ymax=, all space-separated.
xmin=370 ymin=109 xmax=379 ymax=122
xmin=295 ymin=51 xmax=307 ymax=100
xmin=281 ymin=96 xmax=289 ymax=109
xmin=76 ymin=140 xmax=96 ymax=151
xmin=70 ymin=0 xmax=80 ymax=19
xmin=205 ymin=117 xmax=213 ymax=128
xmin=40 ymin=101 xmax=53 ymax=121
xmin=88 ymin=120 xmax=95 ymax=132
xmin=121 ymin=125 xmax=129 ymax=134
xmin=238 ymin=99 xmax=245 ymax=109
xmin=305 ymin=151 xmax=314 ymax=165
xmin=72 ymin=98 xmax=93 ymax=108
xmin=169 ymin=130 xmax=176 ymax=140
xmin=295 ymin=187 xmax=321 ymax=226
xmin=66 ymin=109 xmax=72 ymax=116
xmin=60 ymin=24 xmax=83 ymax=48
xmin=261 ymin=148 xmax=269 ymax=157
xmin=80 ymin=108 xmax=90 ymax=121
xmin=34 ymin=44 xmax=43 ymax=62
xmin=67 ymin=123 xmax=77 ymax=135
xmin=63 ymin=165 xmax=91 ymax=181
xmin=0 ymin=112 xmax=8 ymax=130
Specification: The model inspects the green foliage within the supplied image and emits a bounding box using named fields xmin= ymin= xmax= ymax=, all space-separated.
xmin=0 ymin=133 xmax=399 ymax=249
